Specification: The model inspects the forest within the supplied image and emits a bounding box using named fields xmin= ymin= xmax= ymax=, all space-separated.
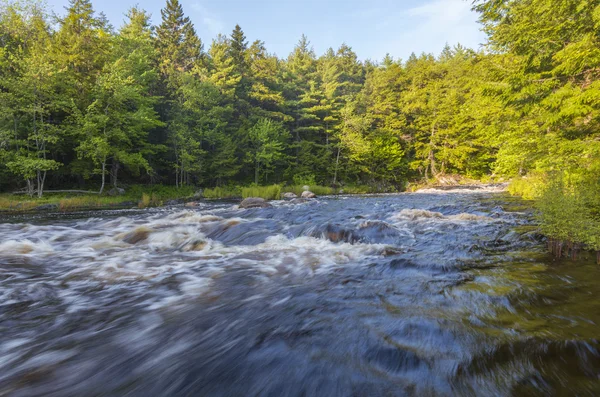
xmin=1 ymin=0 xmax=600 ymax=252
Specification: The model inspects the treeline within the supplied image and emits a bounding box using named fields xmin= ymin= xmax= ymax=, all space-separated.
xmin=0 ymin=0 xmax=503 ymax=196
xmin=1 ymin=0 xmax=599 ymax=210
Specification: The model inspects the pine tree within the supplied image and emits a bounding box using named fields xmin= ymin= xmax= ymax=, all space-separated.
xmin=155 ymin=0 xmax=202 ymax=88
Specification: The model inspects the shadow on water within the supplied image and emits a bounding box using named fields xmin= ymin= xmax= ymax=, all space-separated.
xmin=0 ymin=190 xmax=599 ymax=396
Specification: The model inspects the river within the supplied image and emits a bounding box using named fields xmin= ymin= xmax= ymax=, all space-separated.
xmin=0 ymin=189 xmax=599 ymax=396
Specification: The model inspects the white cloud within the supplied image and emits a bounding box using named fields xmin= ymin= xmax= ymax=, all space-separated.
xmin=191 ymin=2 xmax=225 ymax=35
xmin=361 ymin=0 xmax=485 ymax=61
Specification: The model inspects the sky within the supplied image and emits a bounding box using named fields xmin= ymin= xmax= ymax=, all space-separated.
xmin=45 ymin=0 xmax=487 ymax=62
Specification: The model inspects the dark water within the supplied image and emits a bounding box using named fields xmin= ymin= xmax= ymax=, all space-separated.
xmin=0 ymin=189 xmax=599 ymax=396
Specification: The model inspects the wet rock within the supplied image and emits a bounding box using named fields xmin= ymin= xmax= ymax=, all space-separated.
xmin=366 ymin=346 xmax=424 ymax=373
xmin=186 ymin=240 xmax=208 ymax=251
xmin=289 ymin=198 xmax=309 ymax=205
xmin=380 ymin=246 xmax=404 ymax=256
xmin=122 ymin=227 xmax=151 ymax=244
xmin=166 ymin=199 xmax=184 ymax=206
xmin=36 ymin=203 xmax=58 ymax=211
xmin=301 ymin=191 xmax=316 ymax=199
xmin=185 ymin=201 xmax=201 ymax=207
xmin=282 ymin=192 xmax=298 ymax=199
xmin=313 ymin=224 xmax=358 ymax=243
xmin=389 ymin=258 xmax=419 ymax=269
xmin=107 ymin=187 xmax=126 ymax=196
xmin=239 ymin=197 xmax=272 ymax=209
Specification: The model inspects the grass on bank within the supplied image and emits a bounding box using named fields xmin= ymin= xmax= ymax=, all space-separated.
xmin=203 ymin=184 xmax=386 ymax=200
xmin=0 ymin=182 xmax=397 ymax=212
xmin=0 ymin=185 xmax=196 ymax=212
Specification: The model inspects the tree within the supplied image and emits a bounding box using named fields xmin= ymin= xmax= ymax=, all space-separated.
xmin=76 ymin=7 xmax=162 ymax=193
xmin=155 ymin=0 xmax=202 ymax=87
xmin=0 ymin=0 xmax=62 ymax=197
xmin=248 ymin=118 xmax=288 ymax=184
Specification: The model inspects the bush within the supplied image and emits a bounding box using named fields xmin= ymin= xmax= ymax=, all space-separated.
xmin=508 ymin=176 xmax=544 ymax=200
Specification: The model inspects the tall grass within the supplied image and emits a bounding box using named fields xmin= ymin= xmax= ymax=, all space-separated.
xmin=126 ymin=184 xmax=195 ymax=201
xmin=58 ymin=196 xmax=121 ymax=211
xmin=203 ymin=186 xmax=242 ymax=199
xmin=0 ymin=197 xmax=38 ymax=211
xmin=242 ymin=184 xmax=282 ymax=200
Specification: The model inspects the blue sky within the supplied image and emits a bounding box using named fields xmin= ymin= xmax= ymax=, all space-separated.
xmin=46 ymin=0 xmax=486 ymax=61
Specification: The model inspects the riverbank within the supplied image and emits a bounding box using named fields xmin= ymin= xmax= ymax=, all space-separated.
xmin=0 ymin=184 xmax=385 ymax=213
xmin=0 ymin=185 xmax=196 ymax=213
xmin=0 ymin=179 xmax=510 ymax=214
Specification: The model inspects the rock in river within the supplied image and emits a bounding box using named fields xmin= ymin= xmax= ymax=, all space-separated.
xmin=282 ymin=192 xmax=298 ymax=199
xmin=239 ymin=197 xmax=272 ymax=209
xmin=301 ymin=190 xmax=316 ymax=199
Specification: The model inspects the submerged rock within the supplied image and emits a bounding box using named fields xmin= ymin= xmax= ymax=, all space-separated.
xmin=122 ymin=227 xmax=152 ymax=244
xmin=282 ymin=192 xmax=298 ymax=199
xmin=289 ymin=198 xmax=310 ymax=205
xmin=239 ymin=197 xmax=272 ymax=209
xmin=301 ymin=191 xmax=316 ymax=199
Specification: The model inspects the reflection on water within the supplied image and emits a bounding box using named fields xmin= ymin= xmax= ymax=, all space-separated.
xmin=0 ymin=191 xmax=598 ymax=396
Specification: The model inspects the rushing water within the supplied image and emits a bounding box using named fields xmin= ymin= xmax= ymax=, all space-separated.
xmin=0 ymin=190 xmax=599 ymax=396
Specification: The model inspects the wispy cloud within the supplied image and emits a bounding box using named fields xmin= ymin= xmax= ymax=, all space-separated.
xmin=402 ymin=0 xmax=484 ymax=52
xmin=351 ymin=0 xmax=484 ymax=61
xmin=191 ymin=2 xmax=225 ymax=36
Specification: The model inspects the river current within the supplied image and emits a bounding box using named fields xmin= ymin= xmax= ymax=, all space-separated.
xmin=0 ymin=189 xmax=599 ymax=396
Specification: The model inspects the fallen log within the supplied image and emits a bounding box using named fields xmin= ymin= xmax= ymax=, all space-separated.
xmin=11 ymin=190 xmax=100 ymax=195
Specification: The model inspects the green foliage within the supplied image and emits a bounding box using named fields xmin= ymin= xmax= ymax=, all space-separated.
xmin=508 ymin=176 xmax=545 ymax=200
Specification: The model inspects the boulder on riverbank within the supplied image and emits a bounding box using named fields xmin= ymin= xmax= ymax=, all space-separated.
xmin=36 ymin=203 xmax=58 ymax=211
xmin=301 ymin=190 xmax=316 ymax=199
xmin=282 ymin=192 xmax=297 ymax=199
xmin=239 ymin=197 xmax=272 ymax=209
xmin=107 ymin=187 xmax=125 ymax=196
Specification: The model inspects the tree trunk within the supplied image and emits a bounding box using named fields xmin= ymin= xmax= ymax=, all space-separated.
xmin=27 ymin=179 xmax=34 ymax=197
xmin=255 ymin=159 xmax=259 ymax=185
xmin=99 ymin=160 xmax=106 ymax=194
xmin=111 ymin=160 xmax=120 ymax=188
xmin=333 ymin=145 xmax=341 ymax=186
xmin=428 ymin=122 xmax=437 ymax=178
xmin=37 ymin=170 xmax=46 ymax=198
